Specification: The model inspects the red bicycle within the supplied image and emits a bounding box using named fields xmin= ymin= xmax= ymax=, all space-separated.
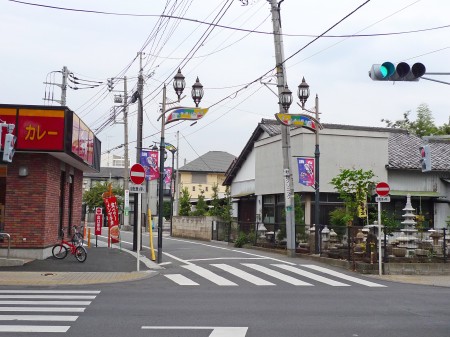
xmin=52 ymin=229 xmax=87 ymax=263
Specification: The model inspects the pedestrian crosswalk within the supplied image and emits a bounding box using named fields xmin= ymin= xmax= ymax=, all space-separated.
xmin=0 ymin=290 xmax=100 ymax=333
xmin=164 ymin=263 xmax=386 ymax=288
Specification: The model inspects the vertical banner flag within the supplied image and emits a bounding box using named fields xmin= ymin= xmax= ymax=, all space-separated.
xmin=103 ymin=195 xmax=120 ymax=243
xmin=297 ymin=157 xmax=315 ymax=187
xmin=164 ymin=167 xmax=172 ymax=185
xmin=140 ymin=150 xmax=159 ymax=181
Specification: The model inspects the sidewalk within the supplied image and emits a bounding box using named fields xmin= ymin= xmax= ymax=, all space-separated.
xmin=0 ymin=245 xmax=163 ymax=286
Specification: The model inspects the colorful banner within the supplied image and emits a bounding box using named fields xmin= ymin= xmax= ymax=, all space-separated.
xmin=297 ymin=157 xmax=315 ymax=187
xmin=166 ymin=107 xmax=209 ymax=124
xmin=164 ymin=167 xmax=172 ymax=185
xmin=140 ymin=150 xmax=159 ymax=181
xmin=275 ymin=113 xmax=323 ymax=132
xmin=103 ymin=195 xmax=119 ymax=243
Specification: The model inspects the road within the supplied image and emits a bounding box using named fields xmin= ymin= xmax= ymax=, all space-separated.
xmin=0 ymin=231 xmax=449 ymax=336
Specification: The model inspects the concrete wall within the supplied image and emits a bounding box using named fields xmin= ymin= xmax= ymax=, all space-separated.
xmin=172 ymin=216 xmax=220 ymax=241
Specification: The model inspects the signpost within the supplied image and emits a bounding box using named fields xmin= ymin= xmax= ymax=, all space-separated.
xmin=129 ymin=163 xmax=145 ymax=272
xmin=375 ymin=182 xmax=390 ymax=276
xmin=94 ymin=207 xmax=102 ymax=247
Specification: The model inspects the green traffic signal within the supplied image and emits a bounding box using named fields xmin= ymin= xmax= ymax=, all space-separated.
xmin=369 ymin=62 xmax=425 ymax=81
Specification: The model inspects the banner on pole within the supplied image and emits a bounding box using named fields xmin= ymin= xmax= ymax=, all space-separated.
xmin=103 ymin=195 xmax=120 ymax=243
xmin=140 ymin=150 xmax=159 ymax=181
xmin=297 ymin=157 xmax=315 ymax=187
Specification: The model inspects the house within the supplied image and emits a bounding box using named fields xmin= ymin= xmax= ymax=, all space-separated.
xmin=176 ymin=151 xmax=236 ymax=208
xmin=224 ymin=119 xmax=450 ymax=233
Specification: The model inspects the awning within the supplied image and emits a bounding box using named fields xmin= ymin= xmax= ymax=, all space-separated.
xmin=389 ymin=190 xmax=442 ymax=197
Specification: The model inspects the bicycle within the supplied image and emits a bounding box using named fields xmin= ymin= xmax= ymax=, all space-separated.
xmin=52 ymin=230 xmax=87 ymax=263
xmin=71 ymin=225 xmax=84 ymax=246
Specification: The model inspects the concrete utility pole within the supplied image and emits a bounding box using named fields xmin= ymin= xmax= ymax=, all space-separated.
xmin=133 ymin=52 xmax=144 ymax=251
xmin=43 ymin=66 xmax=69 ymax=106
xmin=268 ymin=0 xmax=296 ymax=257
xmin=123 ymin=76 xmax=130 ymax=228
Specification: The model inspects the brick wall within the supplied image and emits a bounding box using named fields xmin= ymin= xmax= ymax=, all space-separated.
xmin=1 ymin=153 xmax=84 ymax=255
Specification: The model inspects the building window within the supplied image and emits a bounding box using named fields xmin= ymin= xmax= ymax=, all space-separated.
xmin=192 ymin=173 xmax=207 ymax=184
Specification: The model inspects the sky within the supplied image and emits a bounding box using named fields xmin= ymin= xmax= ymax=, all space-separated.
xmin=1 ymin=0 xmax=449 ymax=167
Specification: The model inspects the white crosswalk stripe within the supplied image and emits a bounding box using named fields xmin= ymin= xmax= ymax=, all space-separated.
xmin=0 ymin=289 xmax=100 ymax=334
xmin=300 ymin=265 xmax=387 ymax=287
xmin=164 ymin=263 xmax=387 ymax=288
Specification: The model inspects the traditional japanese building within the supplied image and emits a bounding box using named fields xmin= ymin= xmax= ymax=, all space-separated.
xmin=0 ymin=104 xmax=100 ymax=259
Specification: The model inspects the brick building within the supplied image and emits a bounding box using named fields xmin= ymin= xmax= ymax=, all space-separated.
xmin=0 ymin=104 xmax=100 ymax=259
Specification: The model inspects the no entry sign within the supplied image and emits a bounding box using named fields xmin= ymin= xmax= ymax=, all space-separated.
xmin=375 ymin=182 xmax=390 ymax=196
xmin=130 ymin=163 xmax=145 ymax=185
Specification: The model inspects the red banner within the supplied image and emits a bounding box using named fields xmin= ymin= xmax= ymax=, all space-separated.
xmin=103 ymin=195 xmax=120 ymax=243
xmin=95 ymin=214 xmax=103 ymax=236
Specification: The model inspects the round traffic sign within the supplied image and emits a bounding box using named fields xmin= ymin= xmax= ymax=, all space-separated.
xmin=130 ymin=163 xmax=146 ymax=185
xmin=376 ymin=182 xmax=390 ymax=196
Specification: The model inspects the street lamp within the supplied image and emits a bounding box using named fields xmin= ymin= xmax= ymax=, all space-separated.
xmin=297 ymin=77 xmax=321 ymax=255
xmin=280 ymin=85 xmax=293 ymax=112
xmin=157 ymin=70 xmax=204 ymax=263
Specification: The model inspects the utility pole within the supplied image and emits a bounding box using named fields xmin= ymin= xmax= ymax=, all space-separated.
xmin=123 ymin=76 xmax=130 ymax=229
xmin=268 ymin=0 xmax=296 ymax=257
xmin=43 ymin=66 xmax=69 ymax=106
xmin=133 ymin=52 xmax=144 ymax=251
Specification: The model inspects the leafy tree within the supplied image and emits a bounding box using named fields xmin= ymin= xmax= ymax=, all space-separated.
xmin=381 ymin=103 xmax=448 ymax=136
xmin=179 ymin=187 xmax=191 ymax=216
xmin=163 ymin=200 xmax=171 ymax=220
xmin=208 ymin=183 xmax=222 ymax=217
xmin=330 ymin=169 xmax=376 ymax=224
xmin=221 ymin=186 xmax=233 ymax=222
xmin=192 ymin=190 xmax=208 ymax=216
xmin=82 ymin=181 xmax=124 ymax=212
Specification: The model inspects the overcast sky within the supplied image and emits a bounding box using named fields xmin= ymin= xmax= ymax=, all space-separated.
xmin=1 ymin=0 xmax=449 ymax=166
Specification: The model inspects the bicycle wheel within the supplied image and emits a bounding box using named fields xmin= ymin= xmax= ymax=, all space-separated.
xmin=72 ymin=233 xmax=84 ymax=246
xmin=74 ymin=246 xmax=87 ymax=263
xmin=52 ymin=244 xmax=68 ymax=259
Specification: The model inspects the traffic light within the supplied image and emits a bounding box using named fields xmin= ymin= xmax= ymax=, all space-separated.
xmin=369 ymin=62 xmax=426 ymax=81
xmin=419 ymin=144 xmax=431 ymax=172
xmin=2 ymin=133 xmax=16 ymax=163
xmin=107 ymin=78 xmax=114 ymax=91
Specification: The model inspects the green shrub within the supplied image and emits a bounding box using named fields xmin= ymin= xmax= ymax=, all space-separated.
xmin=234 ymin=232 xmax=248 ymax=248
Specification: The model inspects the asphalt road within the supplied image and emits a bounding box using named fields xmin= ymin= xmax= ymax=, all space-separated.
xmin=0 ymin=234 xmax=449 ymax=336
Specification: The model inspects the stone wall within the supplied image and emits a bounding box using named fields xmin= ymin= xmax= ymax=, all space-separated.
xmin=172 ymin=216 xmax=220 ymax=241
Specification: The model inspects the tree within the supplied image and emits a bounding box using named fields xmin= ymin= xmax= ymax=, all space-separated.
xmin=163 ymin=200 xmax=171 ymax=220
xmin=208 ymin=183 xmax=222 ymax=217
xmin=330 ymin=169 xmax=376 ymax=224
xmin=179 ymin=187 xmax=191 ymax=216
xmin=221 ymin=186 xmax=233 ymax=222
xmin=381 ymin=103 xmax=448 ymax=136
xmin=192 ymin=190 xmax=208 ymax=216
xmin=82 ymin=181 xmax=124 ymax=212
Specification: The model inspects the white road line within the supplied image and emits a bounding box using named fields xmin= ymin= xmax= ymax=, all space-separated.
xmin=0 ymin=307 xmax=85 ymax=312
xmin=0 ymin=301 xmax=92 ymax=305
xmin=0 ymin=290 xmax=100 ymax=294
xmin=142 ymin=326 xmax=248 ymax=337
xmin=0 ymin=295 xmax=96 ymax=299
xmin=187 ymin=257 xmax=266 ymax=262
xmin=301 ymin=265 xmax=387 ymax=287
xmin=0 ymin=325 xmax=70 ymax=333
xmin=242 ymin=264 xmax=313 ymax=286
xmin=272 ymin=264 xmax=350 ymax=287
xmin=165 ymin=274 xmax=199 ymax=286
xmin=0 ymin=315 xmax=78 ymax=321
xmin=211 ymin=264 xmax=275 ymax=286
xmin=182 ymin=265 xmax=237 ymax=286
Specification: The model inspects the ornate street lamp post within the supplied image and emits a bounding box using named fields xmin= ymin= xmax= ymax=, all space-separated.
xmin=157 ymin=70 xmax=204 ymax=263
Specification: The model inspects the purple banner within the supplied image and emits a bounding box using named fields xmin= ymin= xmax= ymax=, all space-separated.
xmin=164 ymin=167 xmax=172 ymax=185
xmin=297 ymin=157 xmax=315 ymax=187
xmin=140 ymin=150 xmax=159 ymax=181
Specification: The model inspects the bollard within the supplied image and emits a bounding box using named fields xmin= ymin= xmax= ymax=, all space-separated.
xmin=87 ymin=228 xmax=91 ymax=248
xmin=83 ymin=226 xmax=86 ymax=239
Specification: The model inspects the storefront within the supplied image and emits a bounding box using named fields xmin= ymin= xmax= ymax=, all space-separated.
xmin=0 ymin=104 xmax=100 ymax=259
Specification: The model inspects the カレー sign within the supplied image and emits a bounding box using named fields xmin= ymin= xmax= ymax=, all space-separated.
xmin=103 ymin=195 xmax=119 ymax=243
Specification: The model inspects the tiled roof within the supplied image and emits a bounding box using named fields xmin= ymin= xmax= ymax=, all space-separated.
xmin=388 ymin=134 xmax=450 ymax=171
xmin=179 ymin=151 xmax=236 ymax=173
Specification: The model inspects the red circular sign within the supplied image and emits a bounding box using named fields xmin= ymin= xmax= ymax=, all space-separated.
xmin=130 ymin=163 xmax=146 ymax=185
xmin=376 ymin=182 xmax=390 ymax=196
